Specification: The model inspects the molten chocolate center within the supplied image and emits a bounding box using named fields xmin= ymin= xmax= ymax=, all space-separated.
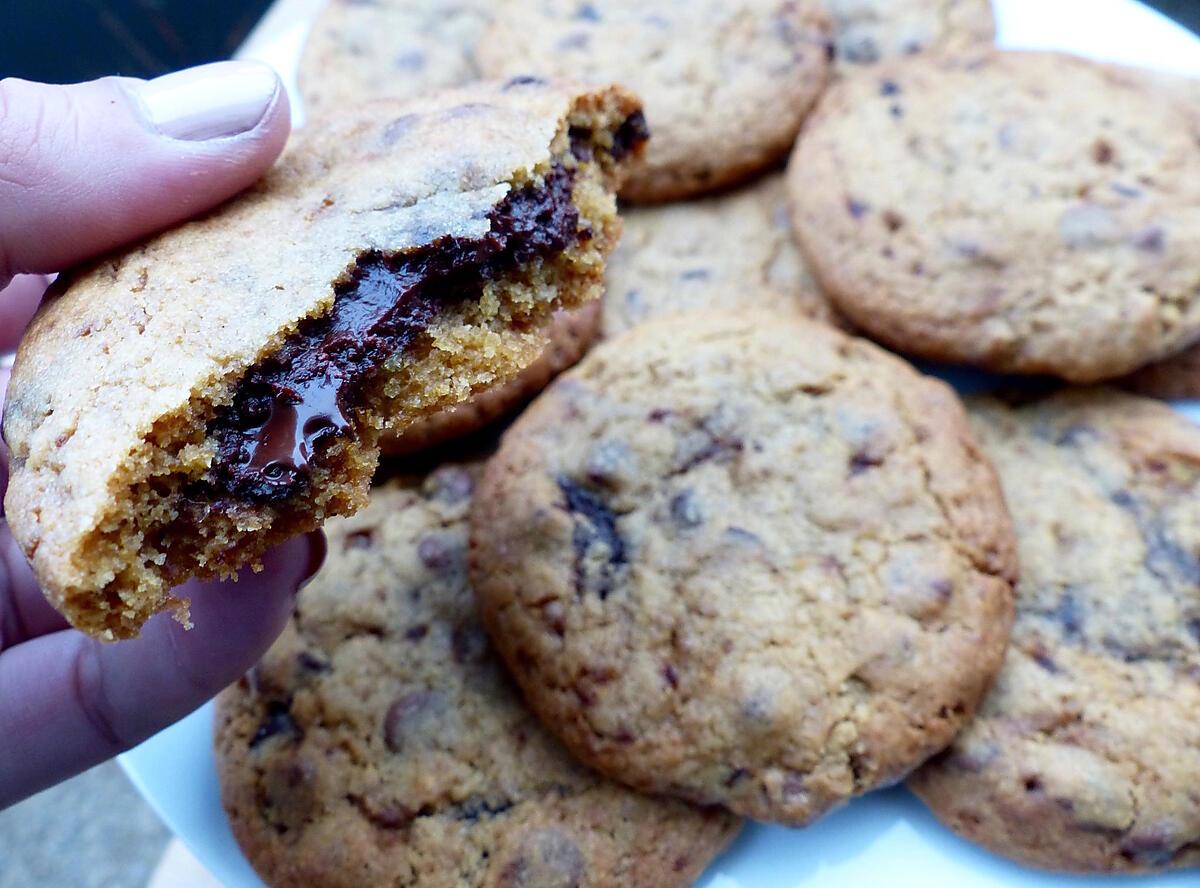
xmin=201 ymin=165 xmax=583 ymax=503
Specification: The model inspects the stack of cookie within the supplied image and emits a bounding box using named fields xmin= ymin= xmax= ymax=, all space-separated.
xmin=211 ymin=0 xmax=1200 ymax=883
xmin=5 ymin=0 xmax=1198 ymax=884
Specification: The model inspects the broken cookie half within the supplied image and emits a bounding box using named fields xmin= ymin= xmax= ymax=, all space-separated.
xmin=2 ymin=78 xmax=646 ymax=640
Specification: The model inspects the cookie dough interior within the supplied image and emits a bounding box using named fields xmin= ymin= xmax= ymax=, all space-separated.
xmin=74 ymin=102 xmax=644 ymax=640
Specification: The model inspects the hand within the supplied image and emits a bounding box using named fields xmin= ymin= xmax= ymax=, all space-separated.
xmin=0 ymin=62 xmax=324 ymax=808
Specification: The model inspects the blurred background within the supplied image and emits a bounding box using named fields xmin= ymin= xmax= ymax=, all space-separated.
xmin=0 ymin=0 xmax=1198 ymax=886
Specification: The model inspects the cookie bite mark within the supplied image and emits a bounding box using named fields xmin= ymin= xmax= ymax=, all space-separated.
xmin=2 ymin=82 xmax=646 ymax=640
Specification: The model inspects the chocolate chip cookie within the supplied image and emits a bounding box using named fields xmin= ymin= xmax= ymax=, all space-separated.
xmin=789 ymin=50 xmax=1200 ymax=382
xmin=2 ymin=80 xmax=645 ymax=640
xmin=601 ymin=174 xmax=842 ymax=338
xmin=469 ymin=313 xmax=1017 ymax=825
xmin=828 ymin=0 xmax=994 ymax=71
xmin=216 ymin=463 xmax=739 ymax=887
xmin=479 ymin=0 xmax=833 ymax=202
xmin=910 ymin=389 xmax=1200 ymax=873
xmin=299 ymin=0 xmax=492 ymax=120
xmin=382 ymin=304 xmax=600 ymax=456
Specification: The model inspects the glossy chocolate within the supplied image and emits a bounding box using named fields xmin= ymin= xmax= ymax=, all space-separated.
xmin=201 ymin=165 xmax=583 ymax=503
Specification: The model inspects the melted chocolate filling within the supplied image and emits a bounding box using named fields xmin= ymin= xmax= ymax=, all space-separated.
xmin=200 ymin=164 xmax=584 ymax=504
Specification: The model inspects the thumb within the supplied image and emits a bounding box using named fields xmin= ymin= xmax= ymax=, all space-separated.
xmin=0 ymin=61 xmax=290 ymax=284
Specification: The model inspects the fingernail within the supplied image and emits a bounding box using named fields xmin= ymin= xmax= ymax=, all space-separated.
xmin=299 ymin=531 xmax=327 ymax=591
xmin=134 ymin=61 xmax=280 ymax=141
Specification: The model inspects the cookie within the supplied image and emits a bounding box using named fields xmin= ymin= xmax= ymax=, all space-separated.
xmin=910 ymin=389 xmax=1200 ymax=873
xmin=2 ymin=80 xmax=646 ymax=640
xmin=215 ymin=464 xmax=739 ymax=887
xmin=382 ymin=303 xmax=600 ymax=456
xmin=1120 ymin=345 xmax=1200 ymax=401
xmin=298 ymin=0 xmax=492 ymax=120
xmin=601 ymin=174 xmax=842 ymax=338
xmin=469 ymin=313 xmax=1017 ymax=825
xmin=827 ymin=0 xmax=994 ymax=70
xmin=788 ymin=50 xmax=1200 ymax=382
xmin=478 ymin=0 xmax=833 ymax=203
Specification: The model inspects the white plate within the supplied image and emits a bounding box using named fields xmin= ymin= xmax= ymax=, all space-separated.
xmin=120 ymin=1 xmax=1200 ymax=885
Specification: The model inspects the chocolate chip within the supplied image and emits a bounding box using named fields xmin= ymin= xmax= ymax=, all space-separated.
xmin=1131 ymin=225 xmax=1166 ymax=253
xmin=610 ymin=110 xmax=650 ymax=161
xmin=404 ymin=624 xmax=429 ymax=641
xmin=1092 ymin=139 xmax=1115 ymax=164
xmin=881 ymin=210 xmax=905 ymax=232
xmin=502 ymin=75 xmax=545 ymax=90
xmin=454 ymin=797 xmax=514 ymax=822
xmin=1023 ymin=776 xmax=1043 ymax=793
xmin=1054 ymin=424 xmax=1098 ymax=447
xmin=344 ymin=528 xmax=374 ymax=550
xmin=498 ymin=828 xmax=585 ymax=888
xmin=417 ymin=534 xmax=455 ymax=571
xmin=568 ymin=126 xmax=594 ymax=161
xmin=846 ymin=197 xmax=870 ymax=219
xmin=662 ymin=663 xmax=680 ymax=689
xmin=296 ymin=651 xmax=329 ymax=674
xmin=383 ymin=690 xmax=445 ymax=753
xmin=251 ymin=701 xmax=299 ymax=748
xmin=724 ymin=527 xmax=763 ymax=547
xmin=557 ymin=477 xmax=627 ymax=599
xmin=680 ymin=268 xmax=710 ymax=281
xmin=849 ymin=450 xmax=884 ymax=475
xmin=879 ymin=80 xmax=901 ymax=97
xmin=429 ymin=466 xmax=475 ymax=504
xmin=669 ymin=489 xmax=704 ymax=528
xmin=575 ymin=2 xmax=601 ymax=20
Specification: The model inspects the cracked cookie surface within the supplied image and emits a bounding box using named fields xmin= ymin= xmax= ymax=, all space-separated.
xmin=469 ymin=314 xmax=1016 ymax=825
xmin=479 ymin=0 xmax=833 ymax=202
xmin=215 ymin=463 xmax=739 ymax=888
xmin=910 ymin=389 xmax=1200 ymax=873
xmin=788 ymin=50 xmax=1200 ymax=382
xmin=601 ymin=174 xmax=842 ymax=338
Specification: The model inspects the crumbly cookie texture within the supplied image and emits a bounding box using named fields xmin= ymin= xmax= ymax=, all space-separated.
xmin=298 ymin=0 xmax=493 ymax=121
xmin=827 ymin=0 xmax=994 ymax=71
xmin=2 ymin=80 xmax=644 ymax=640
xmin=381 ymin=303 xmax=601 ymax=456
xmin=910 ymin=389 xmax=1200 ymax=873
xmin=788 ymin=50 xmax=1200 ymax=382
xmin=479 ymin=0 xmax=833 ymax=202
xmin=470 ymin=313 xmax=1016 ymax=825
xmin=601 ymin=174 xmax=843 ymax=338
xmin=215 ymin=465 xmax=739 ymax=888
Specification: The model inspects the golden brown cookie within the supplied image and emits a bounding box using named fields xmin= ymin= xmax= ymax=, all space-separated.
xmin=479 ymin=0 xmax=833 ymax=202
xmin=911 ymin=390 xmax=1200 ymax=873
xmin=382 ymin=303 xmax=600 ymax=456
xmin=2 ymin=80 xmax=645 ymax=640
xmin=789 ymin=50 xmax=1200 ymax=382
xmin=216 ymin=463 xmax=739 ymax=887
xmin=601 ymin=174 xmax=842 ymax=338
xmin=470 ymin=313 xmax=1016 ymax=825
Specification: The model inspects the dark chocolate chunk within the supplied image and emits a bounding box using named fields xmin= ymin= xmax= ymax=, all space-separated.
xmin=846 ymin=197 xmax=870 ymax=219
xmin=429 ymin=465 xmax=475 ymax=504
xmin=680 ymin=268 xmax=710 ymax=281
xmin=250 ymin=701 xmax=299 ymax=748
xmin=610 ymin=110 xmax=650 ymax=161
xmin=557 ymin=476 xmax=627 ymax=599
xmin=296 ymin=651 xmax=330 ymax=674
xmin=383 ymin=690 xmax=445 ymax=753
xmin=1119 ymin=829 xmax=1179 ymax=868
xmin=879 ymin=80 xmax=901 ymax=97
xmin=454 ymin=796 xmax=515 ymax=822
xmin=344 ymin=528 xmax=374 ymax=550
xmin=200 ymin=166 xmax=583 ymax=504
xmin=670 ymin=489 xmax=704 ymax=528
xmin=416 ymin=534 xmax=456 ymax=571
xmin=502 ymin=75 xmax=546 ymax=90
